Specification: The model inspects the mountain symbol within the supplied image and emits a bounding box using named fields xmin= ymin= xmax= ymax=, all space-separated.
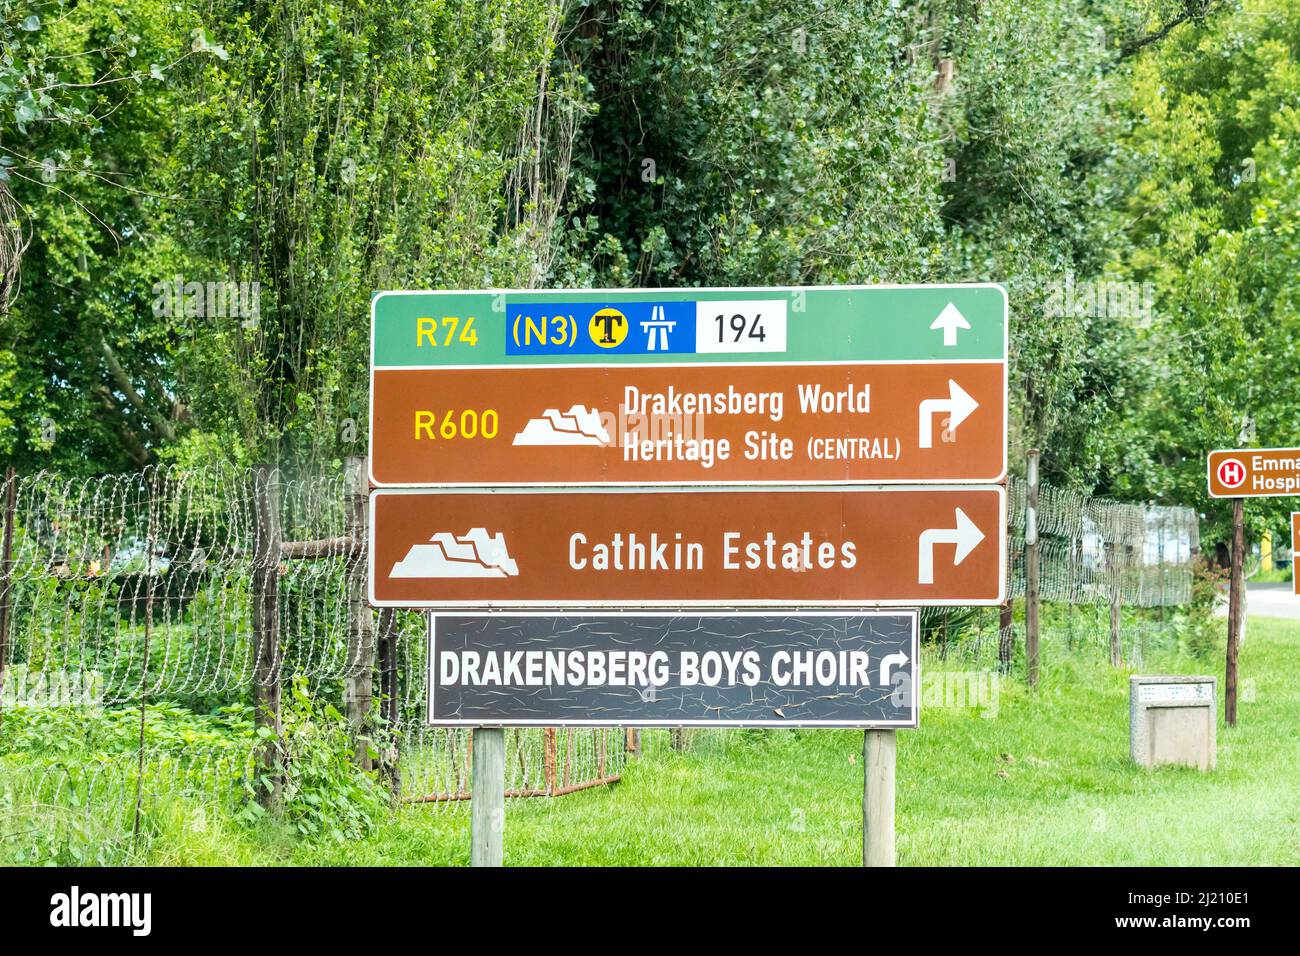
xmin=513 ymin=404 xmax=610 ymax=446
xmin=390 ymin=529 xmax=519 ymax=579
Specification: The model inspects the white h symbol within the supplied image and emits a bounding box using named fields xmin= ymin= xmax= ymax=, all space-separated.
xmin=1218 ymin=458 xmax=1246 ymax=488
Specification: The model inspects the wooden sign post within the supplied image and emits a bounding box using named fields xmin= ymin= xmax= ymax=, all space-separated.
xmin=1292 ymin=513 xmax=1300 ymax=597
xmin=470 ymin=727 xmax=504 ymax=866
xmin=863 ymin=729 xmax=897 ymax=866
xmin=1205 ymin=447 xmax=1300 ymax=727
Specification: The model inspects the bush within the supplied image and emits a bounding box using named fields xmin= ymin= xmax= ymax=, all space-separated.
xmin=245 ymin=677 xmax=387 ymax=843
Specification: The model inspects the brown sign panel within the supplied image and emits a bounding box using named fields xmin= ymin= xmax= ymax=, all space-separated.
xmin=369 ymin=362 xmax=1006 ymax=486
xmin=369 ymin=486 xmax=1006 ymax=608
xmin=1207 ymin=448 xmax=1300 ymax=498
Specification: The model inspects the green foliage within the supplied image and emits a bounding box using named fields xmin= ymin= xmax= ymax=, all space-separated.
xmin=247 ymin=677 xmax=386 ymax=842
xmin=1173 ymin=556 xmax=1228 ymax=659
xmin=167 ymin=0 xmax=572 ymax=468
xmin=1104 ymin=0 xmax=1300 ymax=545
xmin=0 ymin=0 xmax=203 ymax=474
xmin=557 ymin=0 xmax=946 ymax=288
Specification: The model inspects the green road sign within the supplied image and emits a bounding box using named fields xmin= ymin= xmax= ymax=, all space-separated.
xmin=371 ymin=284 xmax=1007 ymax=368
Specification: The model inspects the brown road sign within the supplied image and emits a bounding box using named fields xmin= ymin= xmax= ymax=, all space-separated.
xmin=368 ymin=485 xmax=1006 ymax=608
xmin=369 ymin=362 xmax=1005 ymax=486
xmin=1207 ymin=447 xmax=1300 ymax=498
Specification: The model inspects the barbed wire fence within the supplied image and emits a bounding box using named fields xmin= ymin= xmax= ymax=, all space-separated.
xmin=0 ymin=461 xmax=627 ymax=861
xmin=0 ymin=460 xmax=1200 ymax=853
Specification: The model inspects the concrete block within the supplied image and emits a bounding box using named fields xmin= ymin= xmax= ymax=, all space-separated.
xmin=1130 ymin=675 xmax=1216 ymax=771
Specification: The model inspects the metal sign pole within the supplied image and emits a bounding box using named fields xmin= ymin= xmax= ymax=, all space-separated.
xmin=470 ymin=727 xmax=505 ymax=866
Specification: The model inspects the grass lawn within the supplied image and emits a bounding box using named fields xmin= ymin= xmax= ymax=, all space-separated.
xmin=266 ymin=615 xmax=1300 ymax=866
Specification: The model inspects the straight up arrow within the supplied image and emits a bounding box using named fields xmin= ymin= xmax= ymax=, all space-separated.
xmin=918 ymin=379 xmax=979 ymax=448
xmin=918 ymin=508 xmax=985 ymax=584
xmin=930 ymin=302 xmax=970 ymax=347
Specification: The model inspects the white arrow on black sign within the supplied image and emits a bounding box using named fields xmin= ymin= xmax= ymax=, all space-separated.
xmin=918 ymin=379 xmax=979 ymax=448
xmin=918 ymin=508 xmax=985 ymax=584
xmin=878 ymin=651 xmax=909 ymax=685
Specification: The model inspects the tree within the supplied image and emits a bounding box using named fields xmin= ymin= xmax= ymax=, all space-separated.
xmin=166 ymin=0 xmax=582 ymax=471
xmin=0 ymin=0 xmax=202 ymax=472
xmin=1106 ymin=0 xmax=1300 ymax=545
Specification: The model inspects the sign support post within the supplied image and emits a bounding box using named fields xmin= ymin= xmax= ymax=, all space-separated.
xmin=470 ymin=727 xmax=505 ymax=866
xmin=863 ymin=729 xmax=896 ymax=866
xmin=1225 ymin=497 xmax=1244 ymax=728
xmin=1291 ymin=513 xmax=1300 ymax=597
xmin=1025 ymin=449 xmax=1041 ymax=688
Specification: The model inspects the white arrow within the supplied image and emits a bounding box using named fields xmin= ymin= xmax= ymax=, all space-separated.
xmin=918 ymin=508 xmax=985 ymax=584
xmin=918 ymin=379 xmax=979 ymax=448
xmin=879 ymin=652 xmax=909 ymax=686
xmin=930 ymin=302 xmax=970 ymax=347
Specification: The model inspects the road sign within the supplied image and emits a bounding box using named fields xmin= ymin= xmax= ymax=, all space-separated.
xmin=1207 ymin=447 xmax=1300 ymax=498
xmin=427 ymin=611 xmax=919 ymax=728
xmin=368 ymin=485 xmax=1007 ymax=608
xmin=369 ymin=285 xmax=1007 ymax=486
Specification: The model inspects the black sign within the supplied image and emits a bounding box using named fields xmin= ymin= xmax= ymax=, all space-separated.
xmin=428 ymin=610 xmax=918 ymax=728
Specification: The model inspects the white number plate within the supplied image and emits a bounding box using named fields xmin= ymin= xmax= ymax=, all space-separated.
xmin=695 ymin=300 xmax=788 ymax=353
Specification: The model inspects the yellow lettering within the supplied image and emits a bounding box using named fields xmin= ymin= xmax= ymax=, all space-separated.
xmin=416 ymin=317 xmax=437 ymax=347
xmin=414 ymin=410 xmax=437 ymax=440
xmin=524 ymin=315 xmax=546 ymax=345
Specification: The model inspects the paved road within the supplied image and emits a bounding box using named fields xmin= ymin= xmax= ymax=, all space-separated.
xmin=1215 ymin=581 xmax=1300 ymax=620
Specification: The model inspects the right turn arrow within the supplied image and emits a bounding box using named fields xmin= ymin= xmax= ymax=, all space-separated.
xmin=918 ymin=379 xmax=980 ymax=448
xmin=918 ymin=508 xmax=985 ymax=584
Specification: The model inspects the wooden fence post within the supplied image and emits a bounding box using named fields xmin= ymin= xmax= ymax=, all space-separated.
xmin=1225 ymin=496 xmax=1244 ymax=727
xmin=543 ymin=727 xmax=558 ymax=795
xmin=1105 ymin=511 xmax=1123 ymax=667
xmin=132 ymin=468 xmax=159 ymax=848
xmin=0 ymin=466 xmax=14 ymax=728
xmin=251 ymin=463 xmax=283 ymax=807
xmin=343 ymin=457 xmax=374 ymax=769
xmin=1108 ymin=566 xmax=1122 ymax=666
xmin=377 ymin=607 xmax=400 ymax=796
xmin=997 ymin=600 xmax=1013 ymax=673
xmin=1024 ymin=449 xmax=1041 ymax=688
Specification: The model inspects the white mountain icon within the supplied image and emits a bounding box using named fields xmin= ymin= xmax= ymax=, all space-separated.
xmin=390 ymin=529 xmax=519 ymax=578
xmin=512 ymin=404 xmax=610 ymax=446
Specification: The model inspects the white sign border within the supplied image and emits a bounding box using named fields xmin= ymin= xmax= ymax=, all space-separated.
xmin=1206 ymin=446 xmax=1300 ymax=499
xmin=426 ymin=608 xmax=921 ymax=729
xmin=368 ymin=483 xmax=1008 ymax=609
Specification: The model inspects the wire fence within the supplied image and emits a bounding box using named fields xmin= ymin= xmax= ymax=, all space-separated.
xmin=0 ymin=463 xmax=627 ymax=842
xmin=0 ymin=462 xmax=1200 ymax=855
xmin=1005 ymin=474 xmax=1199 ymax=608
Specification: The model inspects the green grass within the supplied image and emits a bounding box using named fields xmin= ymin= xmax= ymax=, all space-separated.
xmin=11 ymin=616 xmax=1296 ymax=866
xmin=1250 ymin=566 xmax=1294 ymax=585
xmin=270 ymin=615 xmax=1299 ymax=866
